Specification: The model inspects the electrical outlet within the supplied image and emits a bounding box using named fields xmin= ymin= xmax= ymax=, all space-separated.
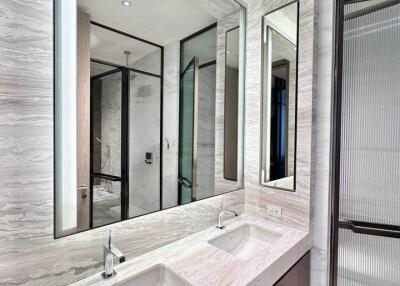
xmin=267 ymin=205 xmax=282 ymax=218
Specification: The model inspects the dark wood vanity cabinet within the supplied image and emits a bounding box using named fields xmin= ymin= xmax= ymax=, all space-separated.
xmin=274 ymin=251 xmax=310 ymax=286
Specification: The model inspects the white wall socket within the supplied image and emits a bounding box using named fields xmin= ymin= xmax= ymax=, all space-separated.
xmin=267 ymin=205 xmax=282 ymax=218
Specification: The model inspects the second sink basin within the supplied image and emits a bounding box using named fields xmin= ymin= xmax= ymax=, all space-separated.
xmin=118 ymin=264 xmax=190 ymax=286
xmin=208 ymin=223 xmax=281 ymax=260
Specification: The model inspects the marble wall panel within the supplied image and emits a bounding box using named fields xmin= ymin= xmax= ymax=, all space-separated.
xmin=310 ymin=0 xmax=334 ymax=285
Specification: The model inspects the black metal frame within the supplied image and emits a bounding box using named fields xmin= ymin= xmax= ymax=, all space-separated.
xmin=180 ymin=23 xmax=217 ymax=49
xmin=259 ymin=0 xmax=299 ymax=192
xmin=179 ymin=22 xmax=217 ymax=74
xmin=52 ymin=0 xmax=57 ymax=239
xmin=120 ymin=68 xmax=130 ymax=220
xmin=91 ymin=20 xmax=163 ymax=49
xmin=329 ymin=0 xmax=344 ymax=284
xmin=329 ymin=0 xmax=400 ymax=284
xmin=199 ymin=60 xmax=217 ymax=69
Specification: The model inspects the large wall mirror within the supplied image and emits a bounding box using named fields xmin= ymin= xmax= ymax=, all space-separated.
xmin=55 ymin=0 xmax=246 ymax=238
xmin=261 ymin=1 xmax=298 ymax=191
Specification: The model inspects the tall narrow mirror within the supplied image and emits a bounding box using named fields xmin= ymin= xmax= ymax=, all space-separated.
xmin=225 ymin=27 xmax=239 ymax=182
xmin=261 ymin=1 xmax=298 ymax=191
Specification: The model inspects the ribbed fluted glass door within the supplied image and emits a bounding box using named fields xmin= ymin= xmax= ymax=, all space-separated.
xmin=337 ymin=0 xmax=400 ymax=285
xmin=338 ymin=229 xmax=400 ymax=285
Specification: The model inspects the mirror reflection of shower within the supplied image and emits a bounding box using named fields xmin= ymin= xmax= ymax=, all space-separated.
xmin=95 ymin=137 xmax=112 ymax=193
xmin=125 ymin=50 xmax=137 ymax=80
xmin=124 ymin=50 xmax=131 ymax=67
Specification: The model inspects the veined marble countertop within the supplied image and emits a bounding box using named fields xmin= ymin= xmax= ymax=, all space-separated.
xmin=72 ymin=214 xmax=311 ymax=286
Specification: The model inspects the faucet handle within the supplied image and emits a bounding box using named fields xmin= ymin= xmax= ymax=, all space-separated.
xmin=108 ymin=230 xmax=112 ymax=250
xmin=219 ymin=200 xmax=224 ymax=211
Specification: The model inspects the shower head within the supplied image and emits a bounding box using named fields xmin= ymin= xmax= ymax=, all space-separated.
xmin=124 ymin=50 xmax=131 ymax=67
xmin=96 ymin=137 xmax=103 ymax=143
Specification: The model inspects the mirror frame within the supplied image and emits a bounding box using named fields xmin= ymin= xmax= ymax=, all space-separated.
xmin=260 ymin=0 xmax=299 ymax=192
xmin=53 ymin=0 xmax=247 ymax=238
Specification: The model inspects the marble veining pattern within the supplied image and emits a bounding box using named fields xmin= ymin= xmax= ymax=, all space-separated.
xmin=1 ymin=190 xmax=243 ymax=286
xmin=311 ymin=0 xmax=334 ymax=285
xmin=72 ymin=214 xmax=311 ymax=286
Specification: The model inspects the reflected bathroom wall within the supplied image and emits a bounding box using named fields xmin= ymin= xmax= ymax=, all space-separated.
xmin=129 ymin=66 xmax=161 ymax=218
xmin=215 ymin=10 xmax=242 ymax=195
xmin=197 ymin=64 xmax=217 ymax=200
xmin=54 ymin=0 xmax=245 ymax=237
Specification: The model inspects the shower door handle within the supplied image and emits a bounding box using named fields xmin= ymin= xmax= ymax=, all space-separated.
xmin=340 ymin=220 xmax=400 ymax=239
xmin=77 ymin=185 xmax=88 ymax=199
xmin=178 ymin=176 xmax=192 ymax=188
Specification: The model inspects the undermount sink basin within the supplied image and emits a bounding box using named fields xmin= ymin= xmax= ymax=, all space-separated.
xmin=118 ymin=264 xmax=191 ymax=286
xmin=208 ymin=224 xmax=281 ymax=260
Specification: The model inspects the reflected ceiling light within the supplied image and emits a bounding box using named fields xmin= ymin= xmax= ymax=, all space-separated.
xmin=121 ymin=1 xmax=132 ymax=7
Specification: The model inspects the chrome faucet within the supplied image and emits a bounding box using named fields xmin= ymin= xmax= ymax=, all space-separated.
xmin=216 ymin=201 xmax=238 ymax=229
xmin=101 ymin=230 xmax=125 ymax=279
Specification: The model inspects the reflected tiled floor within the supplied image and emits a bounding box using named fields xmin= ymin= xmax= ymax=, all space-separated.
xmin=93 ymin=194 xmax=120 ymax=228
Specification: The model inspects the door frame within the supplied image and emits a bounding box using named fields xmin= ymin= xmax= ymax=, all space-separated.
xmin=329 ymin=1 xmax=400 ymax=284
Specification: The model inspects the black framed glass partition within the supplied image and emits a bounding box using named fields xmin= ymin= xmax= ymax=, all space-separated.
xmin=88 ymin=22 xmax=163 ymax=229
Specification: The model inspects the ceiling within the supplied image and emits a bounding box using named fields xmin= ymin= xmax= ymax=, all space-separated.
xmin=89 ymin=24 xmax=160 ymax=69
xmin=78 ymin=0 xmax=239 ymax=46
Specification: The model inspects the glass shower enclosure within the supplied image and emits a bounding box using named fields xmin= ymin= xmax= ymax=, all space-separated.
xmin=89 ymin=22 xmax=163 ymax=229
